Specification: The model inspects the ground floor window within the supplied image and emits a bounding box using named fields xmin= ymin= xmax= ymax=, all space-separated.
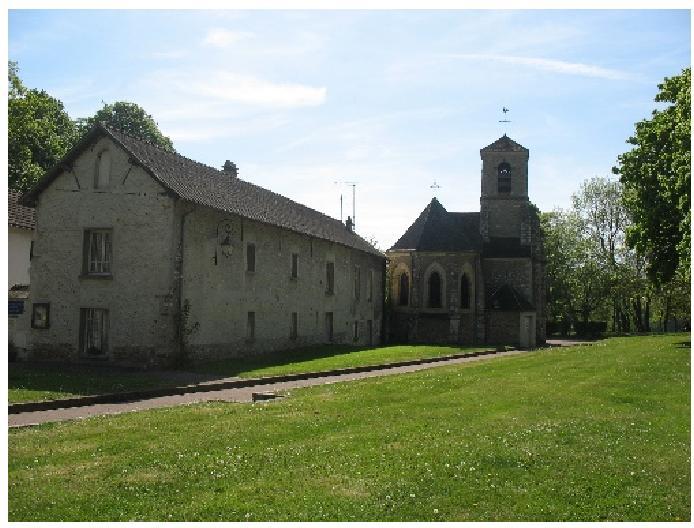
xmin=247 ymin=311 xmax=256 ymax=340
xmin=325 ymin=312 xmax=333 ymax=342
xmin=353 ymin=320 xmax=359 ymax=342
xmin=80 ymin=308 xmax=108 ymax=356
xmin=290 ymin=312 xmax=298 ymax=340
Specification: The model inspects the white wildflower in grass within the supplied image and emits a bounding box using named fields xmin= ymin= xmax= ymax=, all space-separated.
xmin=434 ymin=508 xmax=439 ymax=513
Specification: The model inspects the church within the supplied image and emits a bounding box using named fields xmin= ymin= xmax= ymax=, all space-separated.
xmin=386 ymin=135 xmax=546 ymax=348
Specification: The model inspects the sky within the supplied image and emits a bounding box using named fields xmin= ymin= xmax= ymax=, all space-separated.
xmin=7 ymin=9 xmax=691 ymax=249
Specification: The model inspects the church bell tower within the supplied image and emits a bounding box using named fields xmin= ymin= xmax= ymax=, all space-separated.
xmin=479 ymin=134 xmax=532 ymax=244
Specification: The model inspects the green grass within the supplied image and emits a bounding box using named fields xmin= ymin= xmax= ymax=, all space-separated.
xmin=191 ymin=343 xmax=488 ymax=378
xmin=8 ymin=344 xmax=487 ymax=403
xmin=8 ymin=334 xmax=690 ymax=521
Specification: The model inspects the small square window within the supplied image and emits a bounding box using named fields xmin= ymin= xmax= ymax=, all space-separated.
xmin=31 ymin=303 xmax=50 ymax=329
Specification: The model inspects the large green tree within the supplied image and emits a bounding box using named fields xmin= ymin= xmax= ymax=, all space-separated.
xmin=613 ymin=67 xmax=691 ymax=285
xmin=8 ymin=61 xmax=78 ymax=193
xmin=77 ymin=101 xmax=175 ymax=152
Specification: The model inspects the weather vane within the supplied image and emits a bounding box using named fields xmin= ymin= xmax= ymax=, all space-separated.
xmin=499 ymin=106 xmax=511 ymax=134
xmin=430 ymin=181 xmax=441 ymax=195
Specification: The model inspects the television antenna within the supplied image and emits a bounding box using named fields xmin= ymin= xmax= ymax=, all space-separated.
xmin=334 ymin=181 xmax=358 ymax=229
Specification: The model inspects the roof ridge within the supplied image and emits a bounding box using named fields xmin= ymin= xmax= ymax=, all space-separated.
xmin=101 ymin=123 xmax=226 ymax=175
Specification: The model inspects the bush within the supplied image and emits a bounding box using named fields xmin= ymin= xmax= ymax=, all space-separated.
xmin=574 ymin=321 xmax=608 ymax=338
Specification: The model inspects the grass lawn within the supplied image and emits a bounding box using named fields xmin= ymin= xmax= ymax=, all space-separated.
xmin=8 ymin=334 xmax=690 ymax=521
xmin=8 ymin=344 xmax=487 ymax=403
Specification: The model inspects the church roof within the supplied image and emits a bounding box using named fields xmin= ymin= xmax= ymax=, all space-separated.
xmin=22 ymin=123 xmax=382 ymax=258
xmin=389 ymin=197 xmax=481 ymax=252
xmin=488 ymin=284 xmax=535 ymax=311
xmin=480 ymin=134 xmax=528 ymax=153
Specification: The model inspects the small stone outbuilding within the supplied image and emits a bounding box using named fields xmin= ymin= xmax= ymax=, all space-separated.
xmin=21 ymin=124 xmax=384 ymax=367
xmin=386 ymin=135 xmax=546 ymax=348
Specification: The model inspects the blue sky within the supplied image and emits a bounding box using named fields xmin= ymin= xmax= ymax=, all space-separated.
xmin=8 ymin=9 xmax=691 ymax=248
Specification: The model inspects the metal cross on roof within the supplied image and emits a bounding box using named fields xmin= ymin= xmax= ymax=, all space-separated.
xmin=498 ymin=106 xmax=511 ymax=134
xmin=430 ymin=181 xmax=441 ymax=194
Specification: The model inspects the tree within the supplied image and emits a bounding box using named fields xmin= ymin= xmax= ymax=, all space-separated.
xmin=613 ymin=67 xmax=691 ymax=286
xmin=541 ymin=209 xmax=610 ymax=326
xmin=78 ymin=101 xmax=175 ymax=152
xmin=8 ymin=61 xmax=78 ymax=193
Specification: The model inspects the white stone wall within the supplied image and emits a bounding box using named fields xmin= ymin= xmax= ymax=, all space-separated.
xmin=181 ymin=206 xmax=384 ymax=360
xmin=8 ymin=227 xmax=32 ymax=288
xmin=28 ymin=136 xmax=178 ymax=365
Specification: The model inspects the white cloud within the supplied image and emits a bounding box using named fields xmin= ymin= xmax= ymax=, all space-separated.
xmin=149 ymin=50 xmax=189 ymax=60
xmin=187 ymin=72 xmax=327 ymax=107
xmin=442 ymin=53 xmax=634 ymax=81
xmin=140 ymin=69 xmax=327 ymax=108
xmin=203 ymin=28 xmax=254 ymax=48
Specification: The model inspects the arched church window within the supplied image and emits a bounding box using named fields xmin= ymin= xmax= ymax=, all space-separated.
xmin=460 ymin=273 xmax=471 ymax=309
xmin=428 ymin=271 xmax=442 ymax=308
xmin=498 ymin=162 xmax=511 ymax=194
xmin=398 ymin=273 xmax=409 ymax=306
xmin=95 ymin=150 xmax=111 ymax=189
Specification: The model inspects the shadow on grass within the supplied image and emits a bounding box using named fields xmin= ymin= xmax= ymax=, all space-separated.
xmin=189 ymin=343 xmax=383 ymax=376
xmin=9 ymin=343 xmax=474 ymax=402
xmin=8 ymin=344 xmax=388 ymax=401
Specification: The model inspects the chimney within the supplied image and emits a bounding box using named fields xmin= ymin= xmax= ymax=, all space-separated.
xmin=223 ymin=160 xmax=238 ymax=178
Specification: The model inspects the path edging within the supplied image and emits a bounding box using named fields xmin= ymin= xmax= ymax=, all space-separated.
xmin=9 ymin=347 xmax=511 ymax=414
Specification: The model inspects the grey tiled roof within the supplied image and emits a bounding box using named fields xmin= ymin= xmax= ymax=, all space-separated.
xmin=8 ymin=190 xmax=35 ymax=230
xmin=389 ymin=198 xmax=481 ymax=252
xmin=23 ymin=124 xmax=382 ymax=257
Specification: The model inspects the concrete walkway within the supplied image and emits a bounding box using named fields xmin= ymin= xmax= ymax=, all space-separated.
xmin=9 ymin=348 xmax=526 ymax=428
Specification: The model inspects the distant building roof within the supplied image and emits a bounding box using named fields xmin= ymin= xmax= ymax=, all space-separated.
xmin=8 ymin=190 xmax=35 ymax=230
xmin=22 ymin=124 xmax=382 ymax=258
xmin=488 ymin=284 xmax=535 ymax=311
xmin=389 ymin=197 xmax=481 ymax=252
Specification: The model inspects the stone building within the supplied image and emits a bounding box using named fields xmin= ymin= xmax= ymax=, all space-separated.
xmin=387 ymin=135 xmax=546 ymax=348
xmin=21 ymin=124 xmax=384 ymax=367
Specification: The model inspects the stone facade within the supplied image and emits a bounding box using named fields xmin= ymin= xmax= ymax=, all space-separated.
xmin=23 ymin=127 xmax=384 ymax=367
xmin=387 ymin=135 xmax=546 ymax=348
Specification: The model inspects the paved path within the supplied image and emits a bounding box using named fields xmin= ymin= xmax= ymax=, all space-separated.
xmin=9 ymin=349 xmax=526 ymax=428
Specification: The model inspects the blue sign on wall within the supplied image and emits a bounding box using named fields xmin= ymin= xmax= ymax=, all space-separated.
xmin=8 ymin=300 xmax=24 ymax=316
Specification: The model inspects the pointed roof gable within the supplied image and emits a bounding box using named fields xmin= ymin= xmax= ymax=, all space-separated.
xmin=488 ymin=284 xmax=535 ymax=311
xmin=389 ymin=197 xmax=481 ymax=252
xmin=480 ymin=134 xmax=528 ymax=153
xmin=22 ymin=124 xmax=382 ymax=257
